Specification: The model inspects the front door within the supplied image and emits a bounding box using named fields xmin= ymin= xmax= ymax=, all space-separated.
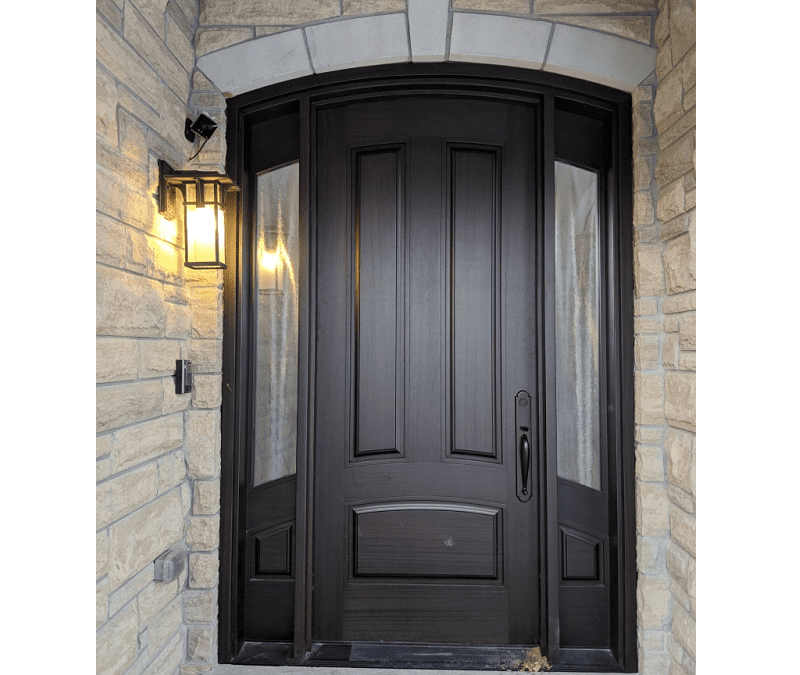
xmin=313 ymin=97 xmax=541 ymax=645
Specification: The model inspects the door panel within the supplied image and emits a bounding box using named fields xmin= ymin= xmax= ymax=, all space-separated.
xmin=314 ymin=97 xmax=540 ymax=645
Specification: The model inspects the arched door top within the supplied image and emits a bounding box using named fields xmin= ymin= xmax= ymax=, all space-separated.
xmin=196 ymin=7 xmax=655 ymax=98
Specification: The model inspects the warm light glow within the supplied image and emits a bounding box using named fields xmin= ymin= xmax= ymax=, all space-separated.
xmin=186 ymin=205 xmax=225 ymax=265
xmin=261 ymin=250 xmax=280 ymax=271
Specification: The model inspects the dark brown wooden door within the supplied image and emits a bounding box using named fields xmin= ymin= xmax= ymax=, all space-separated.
xmin=313 ymin=97 xmax=541 ymax=645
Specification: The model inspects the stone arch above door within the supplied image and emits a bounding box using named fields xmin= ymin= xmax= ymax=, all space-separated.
xmin=196 ymin=2 xmax=656 ymax=97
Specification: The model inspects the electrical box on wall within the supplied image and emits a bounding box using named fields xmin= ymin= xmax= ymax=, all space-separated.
xmin=176 ymin=359 xmax=192 ymax=394
xmin=154 ymin=547 xmax=185 ymax=583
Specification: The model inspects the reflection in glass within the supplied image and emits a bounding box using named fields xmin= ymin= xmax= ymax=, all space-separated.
xmin=253 ymin=162 xmax=299 ymax=486
xmin=555 ymin=161 xmax=601 ymax=491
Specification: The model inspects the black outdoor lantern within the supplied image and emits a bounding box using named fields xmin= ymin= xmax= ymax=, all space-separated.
xmin=157 ymin=159 xmax=239 ymax=269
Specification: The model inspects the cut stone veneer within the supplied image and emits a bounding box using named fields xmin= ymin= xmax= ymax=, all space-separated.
xmin=97 ymin=1 xmax=695 ymax=673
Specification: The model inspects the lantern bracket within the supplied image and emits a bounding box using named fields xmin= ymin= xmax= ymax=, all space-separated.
xmin=157 ymin=160 xmax=239 ymax=221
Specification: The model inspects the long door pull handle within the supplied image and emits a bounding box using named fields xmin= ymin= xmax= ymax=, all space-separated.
xmin=520 ymin=433 xmax=531 ymax=495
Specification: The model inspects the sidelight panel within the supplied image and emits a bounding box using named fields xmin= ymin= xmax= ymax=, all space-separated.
xmin=554 ymin=161 xmax=601 ymax=491
xmin=253 ymin=162 xmax=300 ymax=487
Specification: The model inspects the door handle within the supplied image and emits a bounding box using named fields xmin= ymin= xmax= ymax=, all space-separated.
xmin=520 ymin=432 xmax=531 ymax=495
xmin=515 ymin=391 xmax=533 ymax=502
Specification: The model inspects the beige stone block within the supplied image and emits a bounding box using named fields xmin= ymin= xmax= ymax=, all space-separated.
xmin=189 ymin=553 xmax=219 ymax=588
xmin=666 ymin=540 xmax=690 ymax=586
xmin=194 ymin=480 xmax=221 ymax=515
xmin=109 ymin=564 xmax=152 ymax=615
xmin=255 ymin=26 xmax=286 ymax=37
xmin=684 ymin=86 xmax=695 ymax=112
xmin=672 ymin=603 xmax=696 ymax=659
xmin=97 ymin=166 xmax=155 ymax=233
xmin=534 ymin=0 xmax=655 ymax=13
xmin=184 ymin=592 xmax=216 ymax=623
xmin=186 ymin=410 xmax=221 ymax=479
xmin=173 ymin=0 xmax=198 ymax=24
xmin=632 ymin=102 xmax=653 ymax=140
xmin=96 ymin=13 xmax=161 ymax=111
xmin=157 ymin=450 xmax=187 ymax=494
xmin=146 ymin=595 xmax=183 ymax=654
xmin=668 ymin=483 xmax=694 ymax=514
xmin=193 ymin=69 xmax=217 ymax=91
xmin=635 ymin=136 xmax=659 ymax=156
xmin=659 ymin=106 xmax=695 ymax=151
xmin=131 ymin=0 xmax=169 ymax=36
xmin=656 ymin=180 xmax=685 ymax=222
xmin=196 ymin=27 xmax=255 ymax=57
xmin=188 ymin=627 xmax=215 ymax=662
xmin=642 ymin=630 xmax=664 ymax=652
xmin=345 ymin=0 xmax=408 ymax=14
xmin=97 ymin=530 xmax=110 ymax=579
xmin=147 ymin=237 xmax=182 ymax=284
xmin=109 ymin=490 xmax=185 ymax=586
xmin=670 ymin=503 xmax=695 ymax=556
xmin=664 ymin=315 xmax=678 ymax=332
xmin=635 ymin=335 xmax=660 ymax=370
xmin=192 ymin=374 xmax=222 ymax=409
xmin=636 ymin=445 xmax=664 ymax=482
xmin=167 ymin=13 xmax=195 ymax=72
xmin=636 ymin=426 xmax=662 ymax=444
xmin=634 ymin=225 xmax=658 ymax=244
xmin=669 ymin=0 xmax=694 ymax=63
xmin=116 ymin=109 xmax=149 ymax=168
xmin=187 ymin=516 xmax=220 ymax=552
xmin=634 ymin=245 xmax=665 ymax=298
xmin=665 ymin=428 xmax=693 ymax=495
xmin=634 ymin=298 xmax=658 ymax=316
xmin=138 ymin=340 xmax=181 ymax=378
xmin=162 ymin=378 xmax=192 ymax=415
xmin=96 ymin=380 xmax=163 ymax=433
xmin=662 ymin=291 xmax=695 ymax=314
xmin=98 ymin=0 xmax=124 ymax=30
xmin=656 ymin=133 xmax=694 ymax=190
xmin=665 ymin=371 xmax=695 ymax=432
xmin=681 ymin=45 xmax=695 ymax=91
xmin=663 ymin=233 xmax=695 ymax=295
xmin=199 ymin=0 xmax=340 ymax=26
xmin=653 ymin=68 xmax=683 ymax=133
xmin=669 ymin=639 xmax=696 ymax=675
xmin=636 ymin=373 xmax=665 ymax=425
xmin=654 ymin=2 xmax=669 ymax=46
xmin=678 ymin=353 xmax=695 ymax=371
xmin=97 ymin=458 xmax=112 ymax=482
xmin=632 ymin=84 xmax=652 ymax=106
xmin=679 ymin=314 xmax=695 ymax=350
xmin=637 ymin=574 xmax=671 ymax=630
xmin=634 ymin=191 xmax=654 ymax=226
xmin=189 ymin=340 xmax=223 ymax=374
xmin=166 ymin=301 xmax=192 ymax=339
xmin=671 ymin=579 xmax=691 ymax=613
xmin=655 ymin=37 xmax=672 ymax=81
xmin=661 ymin=211 xmax=690 ymax=241
xmin=96 ymin=64 xmax=119 ymax=144
xmin=634 ymin=316 xmax=663 ymax=335
xmin=637 ymin=482 xmax=669 ymax=536
xmin=142 ymin=631 xmax=184 ymax=675
xmin=191 ymin=286 xmax=223 ymax=339
xmin=97 ymin=578 xmax=109 ymax=629
xmin=634 ymin=154 xmax=653 ymax=192
xmin=138 ymin=574 xmax=180 ymax=630
xmin=684 ymin=187 xmax=695 ymax=211
xmin=637 ymin=537 xmax=661 ymax=574
xmin=663 ymin=333 xmax=679 ymax=369
xmin=165 ymin=285 xmax=190 ymax=305
xmin=640 ymin=649 xmax=671 ymax=673
xmin=181 ymin=666 xmax=214 ymax=675
xmin=552 ymin=15 xmax=651 ymax=44
xmin=97 ymin=462 xmax=159 ymax=529
xmin=97 ymin=338 xmax=139 ymax=384
xmin=110 ymin=414 xmax=183 ymax=473
xmin=97 ymin=144 xmax=149 ymax=201
xmin=96 ymin=602 xmax=138 ymax=675
xmin=97 ymin=265 xmax=165 ymax=338
xmin=96 ymin=215 xmax=148 ymax=275
xmin=125 ymin=1 xmax=190 ymax=101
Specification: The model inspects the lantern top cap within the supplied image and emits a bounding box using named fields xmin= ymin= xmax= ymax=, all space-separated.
xmin=158 ymin=159 xmax=239 ymax=189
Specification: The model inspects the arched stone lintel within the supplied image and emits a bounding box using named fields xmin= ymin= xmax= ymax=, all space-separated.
xmin=196 ymin=7 xmax=656 ymax=97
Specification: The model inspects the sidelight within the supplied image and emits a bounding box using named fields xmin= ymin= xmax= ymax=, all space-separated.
xmin=253 ymin=162 xmax=300 ymax=486
xmin=554 ymin=161 xmax=601 ymax=491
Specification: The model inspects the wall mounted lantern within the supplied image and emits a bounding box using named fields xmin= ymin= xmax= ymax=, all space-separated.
xmin=157 ymin=159 xmax=239 ymax=269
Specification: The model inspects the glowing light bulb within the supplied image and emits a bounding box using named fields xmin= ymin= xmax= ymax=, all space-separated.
xmin=261 ymin=250 xmax=280 ymax=270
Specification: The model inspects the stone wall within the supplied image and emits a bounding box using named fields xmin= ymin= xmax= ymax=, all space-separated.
xmin=96 ymin=0 xmax=227 ymax=673
xmin=632 ymin=0 xmax=695 ymax=672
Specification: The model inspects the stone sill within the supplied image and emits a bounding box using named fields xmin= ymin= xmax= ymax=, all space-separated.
xmin=209 ymin=666 xmax=639 ymax=675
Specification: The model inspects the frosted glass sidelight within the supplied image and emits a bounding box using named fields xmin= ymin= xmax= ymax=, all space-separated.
xmin=555 ymin=161 xmax=601 ymax=491
xmin=253 ymin=162 xmax=300 ymax=487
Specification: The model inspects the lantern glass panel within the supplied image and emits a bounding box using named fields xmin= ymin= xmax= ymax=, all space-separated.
xmin=185 ymin=203 xmax=225 ymax=266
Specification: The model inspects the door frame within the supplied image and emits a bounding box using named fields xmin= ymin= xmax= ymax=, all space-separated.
xmin=220 ymin=62 xmax=636 ymax=671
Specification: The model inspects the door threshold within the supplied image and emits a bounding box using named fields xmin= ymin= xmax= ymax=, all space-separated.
xmin=210 ymin=667 xmax=638 ymax=675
